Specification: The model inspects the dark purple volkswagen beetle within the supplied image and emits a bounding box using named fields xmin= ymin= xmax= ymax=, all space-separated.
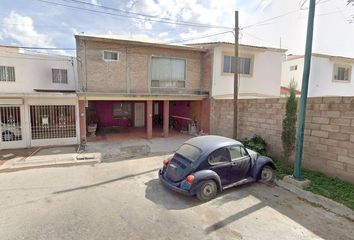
xmin=159 ymin=135 xmax=276 ymax=201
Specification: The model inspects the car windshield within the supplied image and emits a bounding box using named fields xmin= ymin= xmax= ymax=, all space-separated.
xmin=175 ymin=144 xmax=201 ymax=161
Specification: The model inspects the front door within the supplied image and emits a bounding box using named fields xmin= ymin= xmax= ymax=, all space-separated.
xmin=208 ymin=147 xmax=233 ymax=185
xmin=228 ymin=146 xmax=251 ymax=182
xmin=134 ymin=103 xmax=145 ymax=127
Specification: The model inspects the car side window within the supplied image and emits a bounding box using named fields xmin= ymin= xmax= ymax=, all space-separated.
xmin=208 ymin=147 xmax=231 ymax=165
xmin=241 ymin=147 xmax=248 ymax=156
xmin=228 ymin=146 xmax=243 ymax=160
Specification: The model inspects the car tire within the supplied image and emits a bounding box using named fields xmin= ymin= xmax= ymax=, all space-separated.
xmin=2 ymin=131 xmax=15 ymax=142
xmin=260 ymin=166 xmax=275 ymax=183
xmin=196 ymin=180 xmax=217 ymax=202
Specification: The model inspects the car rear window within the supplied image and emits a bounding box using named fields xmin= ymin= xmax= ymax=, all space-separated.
xmin=175 ymin=144 xmax=201 ymax=162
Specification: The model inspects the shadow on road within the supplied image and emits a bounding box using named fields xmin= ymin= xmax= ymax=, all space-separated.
xmin=53 ymin=168 xmax=159 ymax=194
xmin=144 ymin=179 xmax=201 ymax=210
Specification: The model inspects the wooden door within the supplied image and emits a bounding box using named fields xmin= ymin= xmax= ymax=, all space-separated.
xmin=134 ymin=103 xmax=145 ymax=127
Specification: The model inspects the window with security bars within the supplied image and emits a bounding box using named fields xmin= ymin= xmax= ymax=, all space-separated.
xmin=223 ymin=56 xmax=252 ymax=75
xmin=151 ymin=57 xmax=186 ymax=88
xmin=0 ymin=106 xmax=22 ymax=142
xmin=52 ymin=69 xmax=68 ymax=84
xmin=30 ymin=105 xmax=76 ymax=140
xmin=0 ymin=66 xmax=15 ymax=82
xmin=333 ymin=65 xmax=351 ymax=82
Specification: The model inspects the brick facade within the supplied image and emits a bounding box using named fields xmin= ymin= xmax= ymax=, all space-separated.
xmin=76 ymin=37 xmax=207 ymax=95
xmin=211 ymin=97 xmax=354 ymax=182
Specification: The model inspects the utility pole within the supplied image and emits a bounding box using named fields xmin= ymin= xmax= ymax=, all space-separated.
xmin=293 ymin=0 xmax=316 ymax=180
xmin=233 ymin=10 xmax=239 ymax=139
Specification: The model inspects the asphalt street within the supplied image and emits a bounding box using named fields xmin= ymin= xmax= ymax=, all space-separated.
xmin=0 ymin=155 xmax=353 ymax=240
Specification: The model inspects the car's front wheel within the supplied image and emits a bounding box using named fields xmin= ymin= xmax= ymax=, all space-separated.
xmin=260 ymin=166 xmax=275 ymax=183
xmin=196 ymin=180 xmax=217 ymax=202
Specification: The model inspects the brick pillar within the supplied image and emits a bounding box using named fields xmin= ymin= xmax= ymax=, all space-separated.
xmin=146 ymin=100 xmax=153 ymax=139
xmin=79 ymin=100 xmax=87 ymax=143
xmin=200 ymin=99 xmax=210 ymax=134
xmin=163 ymin=100 xmax=169 ymax=137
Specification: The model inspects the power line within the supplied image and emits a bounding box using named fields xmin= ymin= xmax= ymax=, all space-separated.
xmin=242 ymin=0 xmax=333 ymax=29
xmin=241 ymin=9 xmax=300 ymax=29
xmin=31 ymin=0 xmax=234 ymax=30
xmin=62 ymin=0 xmax=232 ymax=30
xmin=1 ymin=45 xmax=76 ymax=50
xmin=166 ymin=31 xmax=233 ymax=44
xmin=0 ymin=30 xmax=232 ymax=52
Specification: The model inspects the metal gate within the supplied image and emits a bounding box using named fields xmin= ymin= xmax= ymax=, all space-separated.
xmin=30 ymin=105 xmax=76 ymax=140
xmin=0 ymin=105 xmax=26 ymax=149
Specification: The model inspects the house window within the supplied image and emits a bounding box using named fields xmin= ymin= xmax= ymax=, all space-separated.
xmin=151 ymin=57 xmax=186 ymax=88
xmin=112 ymin=102 xmax=131 ymax=119
xmin=290 ymin=65 xmax=298 ymax=71
xmin=0 ymin=66 xmax=15 ymax=82
xmin=103 ymin=51 xmax=119 ymax=61
xmin=223 ymin=56 xmax=252 ymax=75
xmin=52 ymin=69 xmax=68 ymax=84
xmin=333 ymin=64 xmax=351 ymax=82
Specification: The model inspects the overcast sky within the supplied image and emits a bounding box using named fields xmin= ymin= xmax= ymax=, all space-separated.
xmin=0 ymin=0 xmax=353 ymax=57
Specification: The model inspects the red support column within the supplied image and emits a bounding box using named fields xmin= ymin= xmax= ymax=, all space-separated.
xmin=163 ymin=100 xmax=169 ymax=137
xmin=146 ymin=100 xmax=153 ymax=139
xmin=78 ymin=100 xmax=87 ymax=143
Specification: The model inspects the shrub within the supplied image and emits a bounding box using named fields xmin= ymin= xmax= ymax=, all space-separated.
xmin=281 ymin=80 xmax=298 ymax=162
xmin=240 ymin=134 xmax=267 ymax=156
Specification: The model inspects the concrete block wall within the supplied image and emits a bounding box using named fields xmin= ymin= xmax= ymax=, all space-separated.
xmin=210 ymin=97 xmax=354 ymax=182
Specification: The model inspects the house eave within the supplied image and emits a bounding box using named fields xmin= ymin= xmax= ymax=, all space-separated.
xmin=77 ymin=92 xmax=208 ymax=101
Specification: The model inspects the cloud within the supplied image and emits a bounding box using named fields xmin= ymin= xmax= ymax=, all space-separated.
xmin=158 ymin=32 xmax=169 ymax=37
xmin=2 ymin=11 xmax=53 ymax=47
xmin=91 ymin=0 xmax=100 ymax=5
xmin=125 ymin=0 xmax=236 ymax=30
xmin=1 ymin=11 xmax=68 ymax=55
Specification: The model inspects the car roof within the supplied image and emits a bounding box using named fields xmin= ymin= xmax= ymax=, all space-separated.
xmin=184 ymin=135 xmax=242 ymax=154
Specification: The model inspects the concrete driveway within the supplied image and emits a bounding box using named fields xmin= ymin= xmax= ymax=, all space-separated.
xmin=0 ymin=155 xmax=352 ymax=240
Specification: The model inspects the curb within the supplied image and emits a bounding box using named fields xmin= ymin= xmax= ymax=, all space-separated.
xmin=101 ymin=151 xmax=174 ymax=162
xmin=0 ymin=159 xmax=100 ymax=173
xmin=276 ymin=179 xmax=354 ymax=222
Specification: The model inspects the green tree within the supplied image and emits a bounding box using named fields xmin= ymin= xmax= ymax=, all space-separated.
xmin=281 ymin=80 xmax=298 ymax=162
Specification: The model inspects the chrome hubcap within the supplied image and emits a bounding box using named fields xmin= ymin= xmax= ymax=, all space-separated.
xmin=203 ymin=184 xmax=213 ymax=196
xmin=261 ymin=168 xmax=273 ymax=182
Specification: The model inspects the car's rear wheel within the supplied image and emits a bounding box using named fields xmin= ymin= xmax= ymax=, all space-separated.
xmin=196 ymin=180 xmax=217 ymax=202
xmin=260 ymin=166 xmax=275 ymax=183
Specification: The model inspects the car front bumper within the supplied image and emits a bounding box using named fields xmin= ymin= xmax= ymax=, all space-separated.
xmin=158 ymin=169 xmax=194 ymax=196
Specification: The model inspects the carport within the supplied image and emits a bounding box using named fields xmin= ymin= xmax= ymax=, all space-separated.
xmin=80 ymin=96 xmax=210 ymax=143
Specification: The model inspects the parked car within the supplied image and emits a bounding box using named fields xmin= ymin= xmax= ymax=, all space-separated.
xmin=1 ymin=121 xmax=22 ymax=141
xmin=159 ymin=135 xmax=275 ymax=202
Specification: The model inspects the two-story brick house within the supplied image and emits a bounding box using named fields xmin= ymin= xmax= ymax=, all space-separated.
xmin=75 ymin=35 xmax=211 ymax=142
xmin=0 ymin=46 xmax=79 ymax=149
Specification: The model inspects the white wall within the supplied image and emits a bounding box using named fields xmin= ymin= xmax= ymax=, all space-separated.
xmin=282 ymin=56 xmax=354 ymax=97
xmin=281 ymin=57 xmax=304 ymax=90
xmin=0 ymin=51 xmax=77 ymax=93
xmin=212 ymin=45 xmax=285 ymax=97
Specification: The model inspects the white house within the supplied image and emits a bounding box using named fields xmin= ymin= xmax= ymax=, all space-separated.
xmin=281 ymin=53 xmax=354 ymax=97
xmin=190 ymin=42 xmax=287 ymax=99
xmin=0 ymin=45 xmax=79 ymax=149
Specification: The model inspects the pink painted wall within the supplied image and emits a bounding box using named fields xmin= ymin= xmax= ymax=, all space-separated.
xmin=90 ymin=101 xmax=146 ymax=128
xmin=169 ymin=101 xmax=192 ymax=129
xmin=89 ymin=100 xmax=205 ymax=131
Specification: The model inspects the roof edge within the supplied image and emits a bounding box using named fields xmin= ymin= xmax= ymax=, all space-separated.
xmin=75 ymin=35 xmax=206 ymax=52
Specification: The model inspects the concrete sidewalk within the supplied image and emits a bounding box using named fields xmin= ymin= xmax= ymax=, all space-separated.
xmin=85 ymin=134 xmax=191 ymax=161
xmin=0 ymin=146 xmax=101 ymax=172
xmin=0 ymin=135 xmax=191 ymax=172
